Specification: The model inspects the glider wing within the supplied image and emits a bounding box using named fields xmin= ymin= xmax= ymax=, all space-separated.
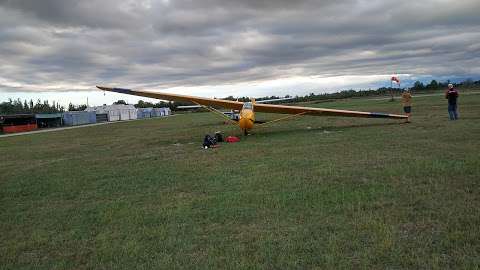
xmin=96 ymin=86 xmax=244 ymax=111
xmin=253 ymin=103 xmax=407 ymax=119
xmin=97 ymin=86 xmax=406 ymax=119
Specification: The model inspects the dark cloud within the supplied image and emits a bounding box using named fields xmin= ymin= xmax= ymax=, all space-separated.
xmin=0 ymin=0 xmax=479 ymax=94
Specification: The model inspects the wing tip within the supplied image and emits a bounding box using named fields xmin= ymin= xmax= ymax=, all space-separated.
xmin=96 ymin=85 xmax=110 ymax=91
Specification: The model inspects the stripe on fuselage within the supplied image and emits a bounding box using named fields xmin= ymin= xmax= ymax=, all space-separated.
xmin=369 ymin=112 xmax=392 ymax=118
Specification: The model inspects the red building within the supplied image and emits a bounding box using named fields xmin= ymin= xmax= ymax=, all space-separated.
xmin=0 ymin=114 xmax=37 ymax=134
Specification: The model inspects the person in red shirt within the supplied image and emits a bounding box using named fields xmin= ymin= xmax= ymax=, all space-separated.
xmin=445 ymin=84 xmax=459 ymax=120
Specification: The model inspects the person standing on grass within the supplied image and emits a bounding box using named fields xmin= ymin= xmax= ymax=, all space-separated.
xmin=401 ymin=88 xmax=412 ymax=123
xmin=445 ymin=83 xmax=459 ymax=120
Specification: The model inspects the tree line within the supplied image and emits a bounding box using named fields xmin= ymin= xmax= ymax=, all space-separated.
xmin=2 ymin=79 xmax=479 ymax=114
xmin=115 ymin=99 xmax=173 ymax=109
xmin=0 ymin=99 xmax=65 ymax=114
xmin=239 ymin=79 xmax=480 ymax=104
xmin=206 ymin=79 xmax=480 ymax=105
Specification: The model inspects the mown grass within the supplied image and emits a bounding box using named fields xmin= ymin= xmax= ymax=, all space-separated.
xmin=1 ymin=93 xmax=479 ymax=269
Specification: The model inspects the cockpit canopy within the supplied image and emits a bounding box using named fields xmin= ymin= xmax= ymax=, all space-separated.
xmin=242 ymin=102 xmax=253 ymax=110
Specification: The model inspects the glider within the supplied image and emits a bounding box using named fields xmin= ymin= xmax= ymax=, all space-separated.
xmin=96 ymin=86 xmax=407 ymax=135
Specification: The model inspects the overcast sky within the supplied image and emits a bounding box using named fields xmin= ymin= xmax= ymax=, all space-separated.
xmin=1 ymin=0 xmax=479 ymax=106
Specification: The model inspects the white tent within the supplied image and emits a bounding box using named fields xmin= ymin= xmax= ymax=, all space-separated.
xmin=151 ymin=107 xmax=171 ymax=117
xmin=85 ymin=104 xmax=137 ymax=122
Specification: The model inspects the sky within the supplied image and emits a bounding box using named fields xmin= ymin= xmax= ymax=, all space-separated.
xmin=1 ymin=0 xmax=479 ymax=106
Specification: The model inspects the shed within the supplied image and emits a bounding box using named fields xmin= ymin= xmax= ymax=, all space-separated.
xmin=151 ymin=107 xmax=171 ymax=117
xmin=137 ymin=108 xmax=153 ymax=119
xmin=63 ymin=111 xmax=97 ymax=126
xmin=35 ymin=113 xmax=63 ymax=128
xmin=162 ymin=107 xmax=171 ymax=116
xmin=85 ymin=104 xmax=137 ymax=122
xmin=0 ymin=114 xmax=37 ymax=133
xmin=96 ymin=113 xmax=108 ymax=123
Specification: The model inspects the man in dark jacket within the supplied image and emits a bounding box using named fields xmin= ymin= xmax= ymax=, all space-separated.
xmin=445 ymin=84 xmax=459 ymax=120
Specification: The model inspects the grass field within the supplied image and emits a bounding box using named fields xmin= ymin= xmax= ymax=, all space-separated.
xmin=1 ymin=93 xmax=479 ymax=269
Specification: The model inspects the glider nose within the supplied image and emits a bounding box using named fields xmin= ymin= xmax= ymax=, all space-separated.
xmin=240 ymin=110 xmax=255 ymax=130
xmin=239 ymin=115 xmax=254 ymax=130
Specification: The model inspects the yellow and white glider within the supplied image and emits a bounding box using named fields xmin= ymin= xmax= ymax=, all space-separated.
xmin=97 ymin=86 xmax=407 ymax=134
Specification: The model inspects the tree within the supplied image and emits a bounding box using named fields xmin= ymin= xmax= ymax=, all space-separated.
xmin=113 ymin=100 xmax=127 ymax=105
xmin=68 ymin=103 xmax=88 ymax=111
xmin=464 ymin=78 xmax=473 ymax=86
xmin=427 ymin=80 xmax=438 ymax=89
xmin=136 ymin=100 xmax=146 ymax=108
xmin=0 ymin=99 xmax=64 ymax=114
xmin=412 ymin=81 xmax=424 ymax=90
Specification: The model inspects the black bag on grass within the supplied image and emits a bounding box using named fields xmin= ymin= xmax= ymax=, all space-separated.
xmin=203 ymin=134 xmax=217 ymax=148
xmin=214 ymin=132 xmax=224 ymax=143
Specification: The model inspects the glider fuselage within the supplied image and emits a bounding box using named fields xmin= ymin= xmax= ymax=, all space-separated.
xmin=238 ymin=102 xmax=255 ymax=134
